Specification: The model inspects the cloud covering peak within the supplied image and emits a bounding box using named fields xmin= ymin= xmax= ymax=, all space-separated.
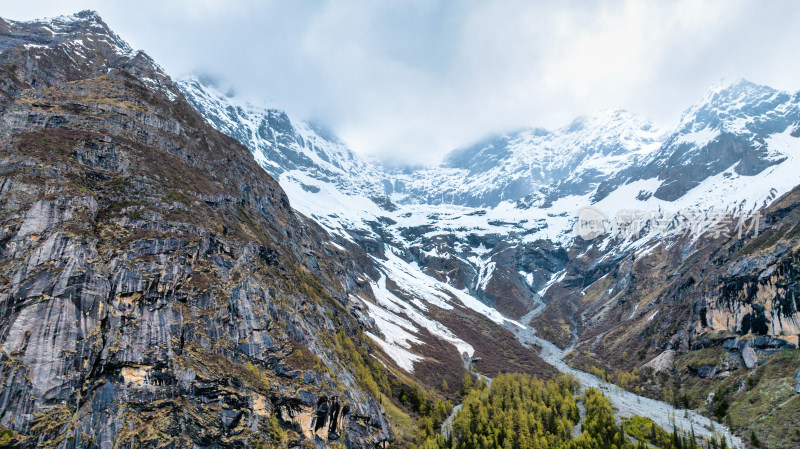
xmin=5 ymin=0 xmax=800 ymax=164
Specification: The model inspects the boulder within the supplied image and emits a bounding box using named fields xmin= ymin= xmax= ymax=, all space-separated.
xmin=794 ymin=366 xmax=800 ymax=394
xmin=643 ymin=349 xmax=675 ymax=372
xmin=742 ymin=345 xmax=758 ymax=369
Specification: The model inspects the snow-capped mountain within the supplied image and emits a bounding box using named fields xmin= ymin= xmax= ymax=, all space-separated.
xmin=179 ymin=75 xmax=800 ymax=253
xmin=596 ymin=79 xmax=800 ymax=202
xmin=179 ymin=74 xmax=800 ymax=374
xmin=388 ymin=110 xmax=665 ymax=208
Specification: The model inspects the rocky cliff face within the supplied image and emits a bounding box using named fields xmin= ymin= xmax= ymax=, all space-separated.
xmin=0 ymin=12 xmax=393 ymax=448
xmin=553 ymin=184 xmax=800 ymax=358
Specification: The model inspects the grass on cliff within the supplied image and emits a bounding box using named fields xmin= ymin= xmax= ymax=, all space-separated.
xmin=663 ymin=349 xmax=800 ymax=449
xmin=330 ymin=331 xmax=457 ymax=448
xmin=724 ymin=349 xmax=800 ymax=449
xmin=0 ymin=425 xmax=25 ymax=448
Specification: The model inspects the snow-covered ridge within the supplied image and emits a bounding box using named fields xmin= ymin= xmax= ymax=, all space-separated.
xmin=178 ymin=77 xmax=386 ymax=197
xmin=179 ymin=75 xmax=800 ymax=246
xmin=388 ymin=109 xmax=665 ymax=207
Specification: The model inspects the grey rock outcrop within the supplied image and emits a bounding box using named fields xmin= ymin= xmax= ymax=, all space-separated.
xmin=741 ymin=345 xmax=758 ymax=369
xmin=794 ymin=366 xmax=800 ymax=394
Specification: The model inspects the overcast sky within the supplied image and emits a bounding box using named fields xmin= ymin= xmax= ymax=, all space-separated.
xmin=4 ymin=0 xmax=800 ymax=164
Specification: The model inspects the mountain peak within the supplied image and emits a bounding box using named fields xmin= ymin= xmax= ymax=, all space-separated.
xmin=701 ymin=78 xmax=777 ymax=105
xmin=676 ymin=78 xmax=793 ymax=132
xmin=558 ymin=109 xmax=658 ymax=140
xmin=7 ymin=9 xmax=127 ymax=55
xmin=30 ymin=9 xmax=107 ymax=29
xmin=71 ymin=9 xmax=103 ymax=21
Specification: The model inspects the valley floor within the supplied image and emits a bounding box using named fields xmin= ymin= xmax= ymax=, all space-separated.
xmin=508 ymin=305 xmax=745 ymax=448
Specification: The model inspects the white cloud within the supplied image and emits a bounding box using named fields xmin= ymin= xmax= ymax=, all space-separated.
xmin=4 ymin=0 xmax=800 ymax=165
